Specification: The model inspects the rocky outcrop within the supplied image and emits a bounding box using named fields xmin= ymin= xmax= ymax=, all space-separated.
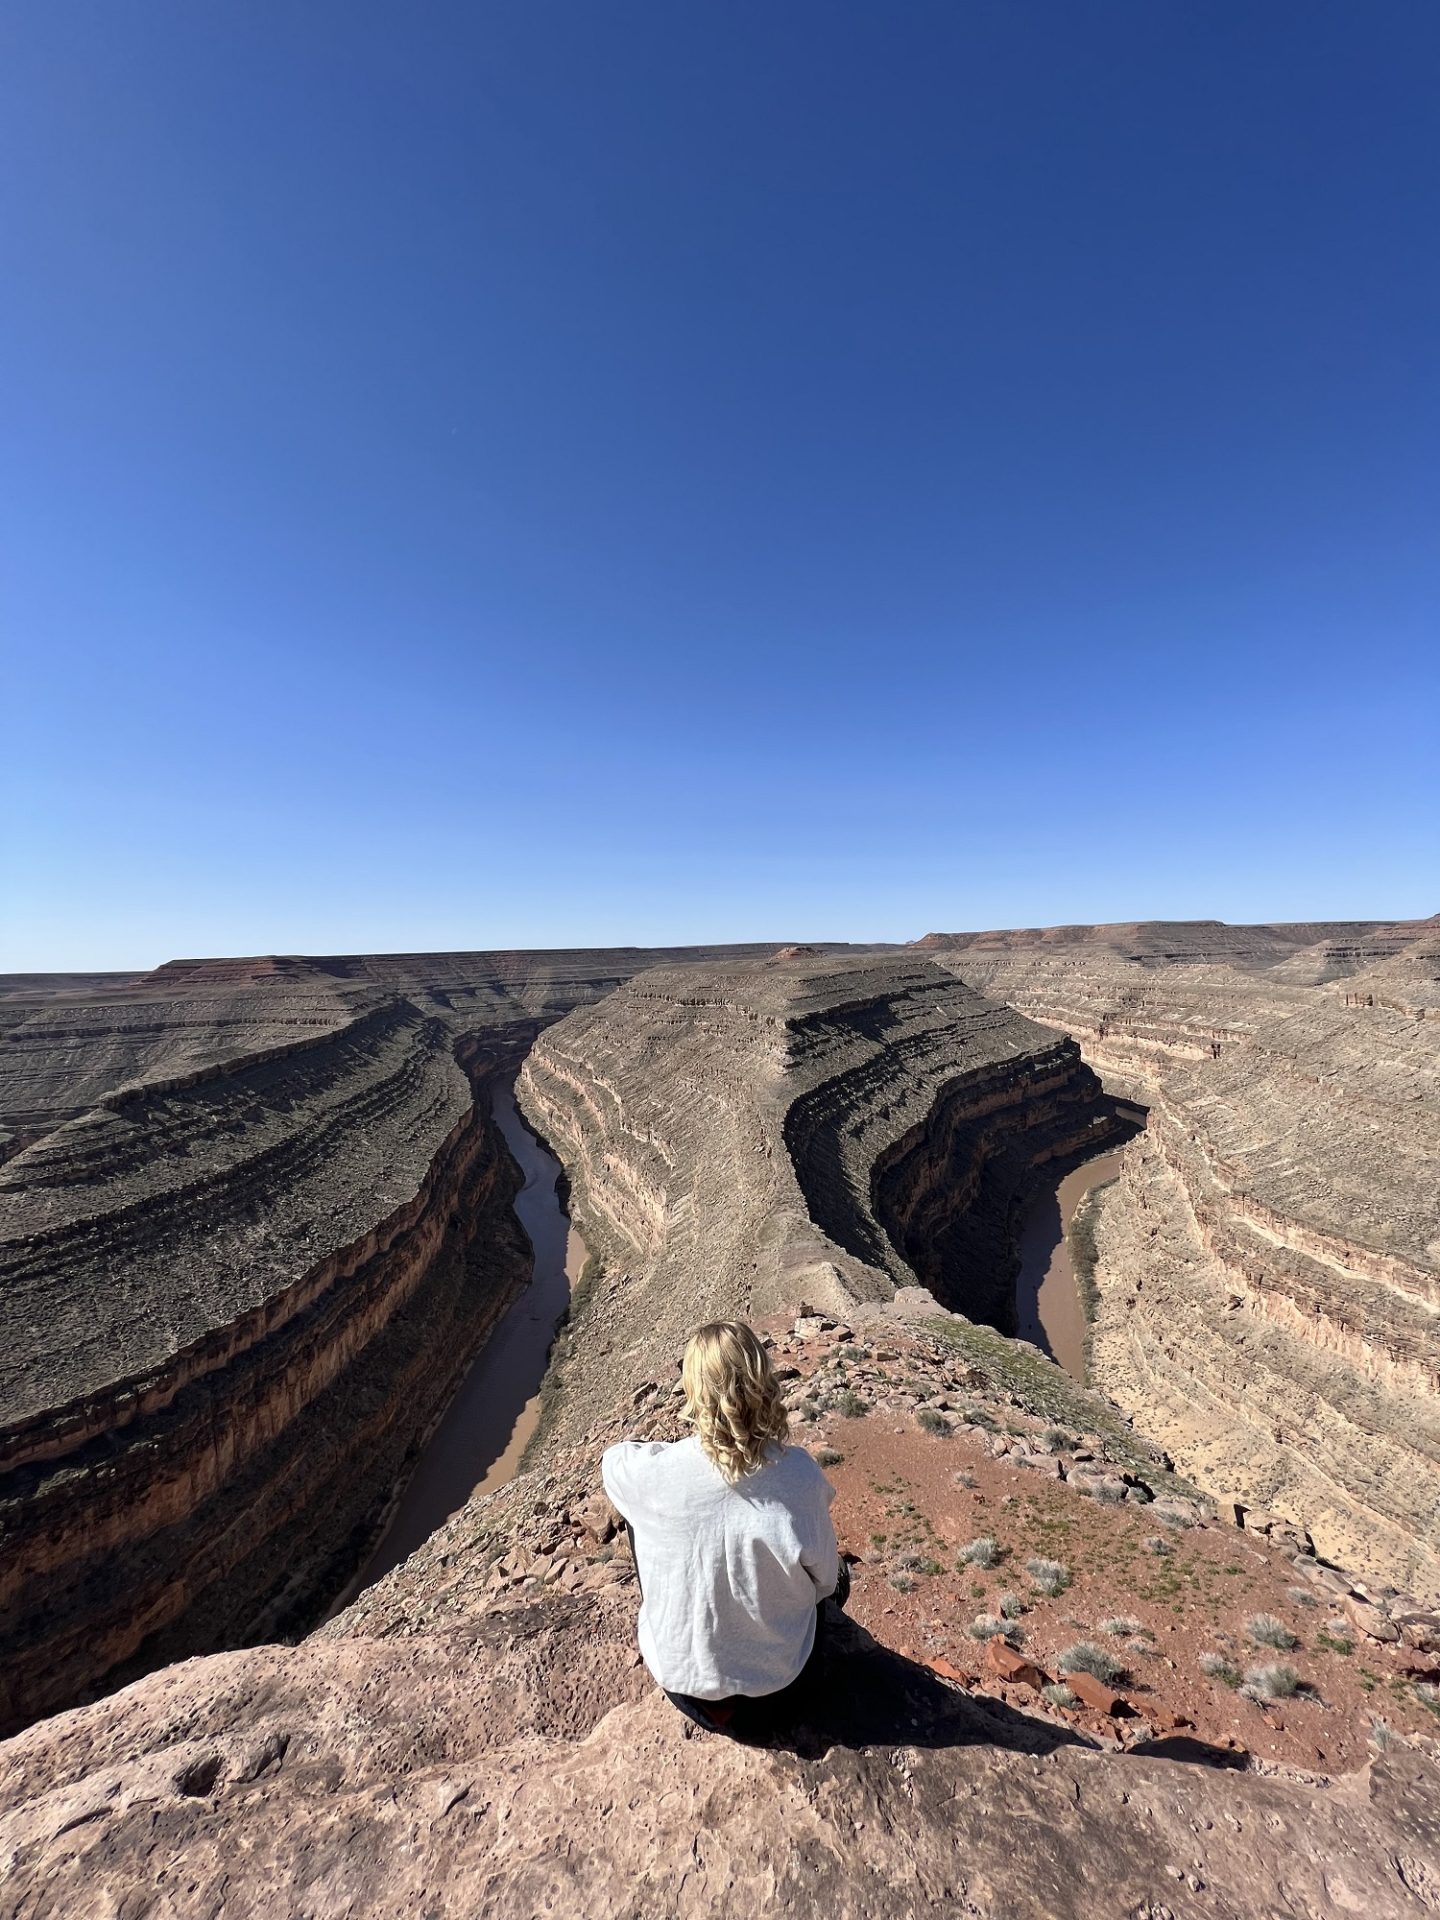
xmin=4 ymin=1306 xmax=1439 ymax=1919
xmin=916 ymin=918 xmax=1388 ymax=970
xmin=517 ymin=951 xmax=1131 ymax=1440
xmin=922 ymin=923 xmax=1440 ymax=1602
xmin=1267 ymin=914 xmax=1440 ymax=999
xmin=0 ymin=943 xmax=813 ymax=1139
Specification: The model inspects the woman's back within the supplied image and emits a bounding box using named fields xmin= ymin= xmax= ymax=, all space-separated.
xmin=602 ymin=1433 xmax=838 ymax=1699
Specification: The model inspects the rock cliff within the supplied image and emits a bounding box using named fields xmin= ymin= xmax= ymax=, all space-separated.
xmin=921 ymin=920 xmax=1440 ymax=1601
xmin=516 ymin=951 xmax=1131 ymax=1440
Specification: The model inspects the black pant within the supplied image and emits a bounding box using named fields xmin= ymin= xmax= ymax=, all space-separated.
xmin=623 ymin=1523 xmax=849 ymax=1735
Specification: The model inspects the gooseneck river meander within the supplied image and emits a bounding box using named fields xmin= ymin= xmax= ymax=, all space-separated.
xmin=1012 ymin=1150 xmax=1122 ymax=1380
xmin=341 ymin=1119 xmax=1115 ymax=1604
xmin=343 ymin=1083 xmax=586 ymax=1599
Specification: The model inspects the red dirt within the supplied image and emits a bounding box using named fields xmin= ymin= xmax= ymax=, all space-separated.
xmin=761 ymin=1312 xmax=1438 ymax=1775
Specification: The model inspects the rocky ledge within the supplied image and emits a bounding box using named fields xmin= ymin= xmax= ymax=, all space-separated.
xmin=3 ymin=1306 xmax=1438 ymax=1918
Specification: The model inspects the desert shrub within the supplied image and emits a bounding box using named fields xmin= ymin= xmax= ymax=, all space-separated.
xmin=1025 ymin=1556 xmax=1071 ymax=1597
xmin=1316 ymin=1624 xmax=1355 ymax=1655
xmin=814 ymin=1447 xmax=844 ymax=1467
xmin=888 ymin=1571 xmax=917 ymax=1593
xmin=916 ymin=1407 xmax=951 ymax=1436
xmin=1200 ymin=1652 xmax=1242 ymax=1687
xmin=969 ymin=1614 xmax=1019 ymax=1644
xmin=1059 ymin=1641 xmax=1124 ymax=1684
xmin=1042 ymin=1682 xmax=1077 ymax=1708
xmin=1242 ymin=1662 xmax=1301 ymax=1701
xmin=895 ymin=1553 xmax=942 ymax=1577
xmin=957 ymin=1536 xmax=1000 ymax=1569
xmin=1100 ymin=1616 xmax=1141 ymax=1637
xmin=1246 ymin=1613 xmax=1300 ymax=1651
xmin=834 ymin=1390 xmax=869 ymax=1419
xmin=1040 ymin=1426 xmax=1075 ymax=1454
xmin=1143 ymin=1536 xmax=1172 ymax=1557
xmin=951 ymin=1469 xmax=976 ymax=1489
xmin=998 ymin=1592 xmax=1025 ymax=1619
xmin=1287 ymin=1586 xmax=1319 ymax=1608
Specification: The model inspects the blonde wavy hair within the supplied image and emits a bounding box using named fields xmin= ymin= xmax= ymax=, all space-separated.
xmin=681 ymin=1320 xmax=790 ymax=1482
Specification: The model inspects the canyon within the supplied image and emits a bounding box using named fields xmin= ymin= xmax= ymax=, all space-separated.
xmin=922 ymin=916 xmax=1440 ymax=1600
xmin=0 ymin=943 xmax=818 ymax=1732
xmin=2 ymin=925 xmax=1438 ymax=1915
xmin=514 ymin=949 xmax=1136 ymax=1446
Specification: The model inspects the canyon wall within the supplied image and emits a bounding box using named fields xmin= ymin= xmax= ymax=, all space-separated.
xmin=0 ymin=942 xmax=833 ymax=1731
xmin=516 ymin=949 xmax=1131 ymax=1439
xmin=0 ymin=999 xmax=534 ymax=1734
xmin=923 ymin=919 xmax=1440 ymax=1600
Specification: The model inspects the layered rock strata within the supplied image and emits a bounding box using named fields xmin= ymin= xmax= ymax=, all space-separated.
xmin=0 ymin=942 xmax=831 ymax=1731
xmin=517 ymin=951 xmax=1131 ymax=1440
xmin=0 ymin=1001 xmax=533 ymax=1733
xmin=1088 ymin=1005 xmax=1440 ymax=1600
xmin=922 ymin=921 xmax=1440 ymax=1601
xmin=0 ymin=943 xmax=805 ymax=1141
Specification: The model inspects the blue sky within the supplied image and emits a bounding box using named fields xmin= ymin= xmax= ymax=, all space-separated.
xmin=3 ymin=2 xmax=1437 ymax=969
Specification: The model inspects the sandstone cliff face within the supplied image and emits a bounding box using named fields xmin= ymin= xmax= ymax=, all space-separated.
xmin=922 ymin=923 xmax=1440 ymax=1601
xmin=0 ymin=1001 xmax=535 ymax=1733
xmin=516 ymin=951 xmax=1130 ymax=1441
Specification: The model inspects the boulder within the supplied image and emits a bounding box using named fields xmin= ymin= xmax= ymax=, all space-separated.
xmin=925 ymin=1655 xmax=970 ymax=1685
xmin=572 ymin=1494 xmax=618 ymax=1545
xmin=1343 ymin=1594 xmax=1401 ymax=1644
xmin=985 ymin=1640 xmax=1049 ymax=1690
xmin=1018 ymin=1453 xmax=1065 ymax=1478
xmin=1394 ymin=1611 xmax=1440 ymax=1655
xmin=1065 ymin=1670 xmax=1130 ymax=1715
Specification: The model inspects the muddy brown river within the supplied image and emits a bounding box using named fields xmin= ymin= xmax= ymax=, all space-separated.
xmin=342 ymin=1082 xmax=584 ymax=1598
xmin=1012 ymin=1150 xmax=1122 ymax=1381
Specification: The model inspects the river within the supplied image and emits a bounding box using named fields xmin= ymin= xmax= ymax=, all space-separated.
xmin=1012 ymin=1150 xmax=1122 ymax=1381
xmin=341 ymin=1081 xmax=584 ymax=1597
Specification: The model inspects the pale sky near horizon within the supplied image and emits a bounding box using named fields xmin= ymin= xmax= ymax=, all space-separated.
xmin=4 ymin=2 xmax=1437 ymax=971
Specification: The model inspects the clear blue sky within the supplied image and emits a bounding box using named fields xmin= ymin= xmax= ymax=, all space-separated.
xmin=3 ymin=2 xmax=1437 ymax=969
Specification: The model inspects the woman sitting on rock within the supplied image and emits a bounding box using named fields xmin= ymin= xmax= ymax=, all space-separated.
xmin=602 ymin=1318 xmax=846 ymax=1736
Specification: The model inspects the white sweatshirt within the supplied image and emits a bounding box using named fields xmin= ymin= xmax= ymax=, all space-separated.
xmin=601 ymin=1435 xmax=839 ymax=1700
